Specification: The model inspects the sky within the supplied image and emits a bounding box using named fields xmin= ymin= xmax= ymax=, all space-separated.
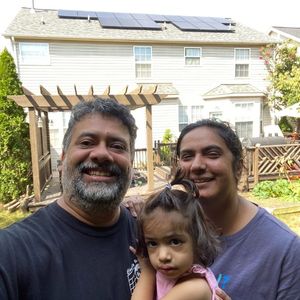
xmin=0 ymin=0 xmax=299 ymax=50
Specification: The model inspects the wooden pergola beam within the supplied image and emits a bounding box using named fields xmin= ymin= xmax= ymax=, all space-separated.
xmin=8 ymin=84 xmax=177 ymax=199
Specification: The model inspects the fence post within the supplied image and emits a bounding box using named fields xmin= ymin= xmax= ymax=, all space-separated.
xmin=253 ymin=145 xmax=260 ymax=184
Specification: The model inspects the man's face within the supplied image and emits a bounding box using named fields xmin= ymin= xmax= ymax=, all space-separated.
xmin=61 ymin=113 xmax=133 ymax=212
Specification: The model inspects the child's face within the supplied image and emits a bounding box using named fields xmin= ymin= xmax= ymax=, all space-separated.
xmin=143 ymin=207 xmax=194 ymax=280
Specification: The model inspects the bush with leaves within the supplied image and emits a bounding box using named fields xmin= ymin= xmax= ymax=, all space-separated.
xmin=0 ymin=48 xmax=31 ymax=203
xmin=260 ymin=40 xmax=300 ymax=132
xmin=252 ymin=179 xmax=299 ymax=202
xmin=160 ymin=129 xmax=174 ymax=165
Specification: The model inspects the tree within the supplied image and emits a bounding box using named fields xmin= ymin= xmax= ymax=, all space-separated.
xmin=260 ymin=40 xmax=300 ymax=132
xmin=0 ymin=48 xmax=31 ymax=203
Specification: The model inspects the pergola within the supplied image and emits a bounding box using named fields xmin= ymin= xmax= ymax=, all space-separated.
xmin=9 ymin=84 xmax=175 ymax=202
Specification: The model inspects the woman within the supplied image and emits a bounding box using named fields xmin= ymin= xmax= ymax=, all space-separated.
xmin=176 ymin=119 xmax=300 ymax=299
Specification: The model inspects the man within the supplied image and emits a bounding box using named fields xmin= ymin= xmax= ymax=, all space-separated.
xmin=0 ymin=99 xmax=139 ymax=299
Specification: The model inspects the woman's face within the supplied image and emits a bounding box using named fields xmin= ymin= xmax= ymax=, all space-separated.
xmin=178 ymin=126 xmax=238 ymax=205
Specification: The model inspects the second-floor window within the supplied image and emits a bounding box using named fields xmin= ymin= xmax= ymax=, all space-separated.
xmin=234 ymin=48 xmax=250 ymax=78
xmin=184 ymin=47 xmax=201 ymax=66
xmin=19 ymin=42 xmax=50 ymax=65
xmin=134 ymin=46 xmax=152 ymax=78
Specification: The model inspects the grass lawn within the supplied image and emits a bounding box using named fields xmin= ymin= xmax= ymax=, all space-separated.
xmin=241 ymin=192 xmax=300 ymax=235
xmin=0 ymin=209 xmax=30 ymax=229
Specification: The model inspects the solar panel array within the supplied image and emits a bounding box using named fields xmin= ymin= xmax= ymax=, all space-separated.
xmin=58 ymin=10 xmax=234 ymax=32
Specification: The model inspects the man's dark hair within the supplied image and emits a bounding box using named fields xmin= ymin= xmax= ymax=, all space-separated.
xmin=62 ymin=98 xmax=137 ymax=158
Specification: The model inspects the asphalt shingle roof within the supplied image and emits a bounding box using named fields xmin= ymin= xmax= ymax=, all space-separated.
xmin=272 ymin=26 xmax=300 ymax=39
xmin=203 ymin=84 xmax=265 ymax=98
xmin=4 ymin=8 xmax=277 ymax=45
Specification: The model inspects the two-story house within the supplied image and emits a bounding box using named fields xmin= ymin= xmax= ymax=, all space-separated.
xmin=4 ymin=7 xmax=277 ymax=171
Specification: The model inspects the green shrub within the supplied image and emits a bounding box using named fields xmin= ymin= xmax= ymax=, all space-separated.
xmin=252 ymin=179 xmax=299 ymax=201
xmin=0 ymin=48 xmax=32 ymax=203
xmin=160 ymin=129 xmax=174 ymax=164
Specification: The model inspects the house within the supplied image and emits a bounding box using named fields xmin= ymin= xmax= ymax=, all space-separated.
xmin=269 ymin=26 xmax=300 ymax=54
xmin=4 ymin=7 xmax=278 ymax=173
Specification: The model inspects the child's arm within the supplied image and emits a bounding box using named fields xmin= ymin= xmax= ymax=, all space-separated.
xmin=161 ymin=277 xmax=212 ymax=300
xmin=130 ymin=246 xmax=156 ymax=300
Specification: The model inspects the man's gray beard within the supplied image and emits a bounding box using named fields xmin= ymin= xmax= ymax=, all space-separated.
xmin=62 ymin=161 xmax=131 ymax=214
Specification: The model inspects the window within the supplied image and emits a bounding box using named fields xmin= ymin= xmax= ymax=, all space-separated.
xmin=178 ymin=105 xmax=203 ymax=131
xmin=19 ymin=43 xmax=50 ymax=65
xmin=235 ymin=103 xmax=254 ymax=138
xmin=184 ymin=47 xmax=201 ymax=65
xmin=134 ymin=46 xmax=152 ymax=78
xmin=235 ymin=121 xmax=253 ymax=138
xmin=178 ymin=106 xmax=188 ymax=131
xmin=191 ymin=106 xmax=202 ymax=122
xmin=234 ymin=48 xmax=250 ymax=77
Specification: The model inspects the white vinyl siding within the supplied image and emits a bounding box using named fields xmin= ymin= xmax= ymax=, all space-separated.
xmin=15 ymin=41 xmax=270 ymax=153
xmin=234 ymin=48 xmax=250 ymax=78
xmin=184 ymin=47 xmax=201 ymax=66
xmin=134 ymin=46 xmax=152 ymax=78
xmin=19 ymin=42 xmax=50 ymax=65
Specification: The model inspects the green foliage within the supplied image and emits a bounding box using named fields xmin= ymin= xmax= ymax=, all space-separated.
xmin=260 ymin=40 xmax=300 ymax=109
xmin=278 ymin=116 xmax=293 ymax=133
xmin=0 ymin=48 xmax=32 ymax=204
xmin=160 ymin=129 xmax=174 ymax=165
xmin=252 ymin=179 xmax=300 ymax=201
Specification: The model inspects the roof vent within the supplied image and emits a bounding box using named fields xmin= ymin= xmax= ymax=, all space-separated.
xmin=161 ymin=22 xmax=167 ymax=30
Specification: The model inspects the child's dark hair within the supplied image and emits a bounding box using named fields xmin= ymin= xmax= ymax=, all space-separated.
xmin=137 ymin=169 xmax=219 ymax=267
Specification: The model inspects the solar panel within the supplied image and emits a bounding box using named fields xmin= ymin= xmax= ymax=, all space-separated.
xmin=97 ymin=13 xmax=121 ymax=27
xmin=58 ymin=10 xmax=78 ymax=18
xmin=77 ymin=11 xmax=97 ymax=19
xmin=201 ymin=18 xmax=229 ymax=31
xmin=166 ymin=15 xmax=186 ymax=22
xmin=58 ymin=10 xmax=234 ymax=32
xmin=172 ymin=21 xmax=198 ymax=30
xmin=148 ymin=14 xmax=168 ymax=22
xmin=137 ymin=19 xmax=161 ymax=29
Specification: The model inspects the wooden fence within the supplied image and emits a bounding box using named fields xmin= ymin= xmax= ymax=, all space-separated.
xmin=134 ymin=142 xmax=300 ymax=190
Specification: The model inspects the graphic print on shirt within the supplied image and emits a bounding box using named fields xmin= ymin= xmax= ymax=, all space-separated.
xmin=127 ymin=258 xmax=140 ymax=293
xmin=217 ymin=273 xmax=231 ymax=290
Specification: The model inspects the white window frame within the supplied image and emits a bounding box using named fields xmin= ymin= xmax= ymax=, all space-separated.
xmin=178 ymin=105 xmax=203 ymax=131
xmin=234 ymin=102 xmax=254 ymax=138
xmin=19 ymin=42 xmax=50 ymax=65
xmin=235 ymin=121 xmax=253 ymax=138
xmin=133 ymin=46 xmax=152 ymax=79
xmin=234 ymin=48 xmax=250 ymax=78
xmin=184 ymin=47 xmax=202 ymax=66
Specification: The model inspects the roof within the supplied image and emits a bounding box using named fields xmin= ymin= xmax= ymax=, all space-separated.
xmin=203 ymin=84 xmax=266 ymax=99
xmin=270 ymin=26 xmax=300 ymax=42
xmin=3 ymin=8 xmax=277 ymax=45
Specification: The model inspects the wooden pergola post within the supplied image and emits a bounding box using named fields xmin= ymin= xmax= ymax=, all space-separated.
xmin=28 ymin=107 xmax=41 ymax=202
xmin=9 ymin=84 xmax=176 ymax=200
xmin=146 ymin=105 xmax=154 ymax=191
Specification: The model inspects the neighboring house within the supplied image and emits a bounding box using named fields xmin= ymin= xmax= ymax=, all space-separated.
xmin=4 ymin=7 xmax=278 ymax=171
xmin=269 ymin=26 xmax=300 ymax=55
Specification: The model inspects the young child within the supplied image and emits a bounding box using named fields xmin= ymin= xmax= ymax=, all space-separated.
xmin=131 ymin=171 xmax=219 ymax=300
